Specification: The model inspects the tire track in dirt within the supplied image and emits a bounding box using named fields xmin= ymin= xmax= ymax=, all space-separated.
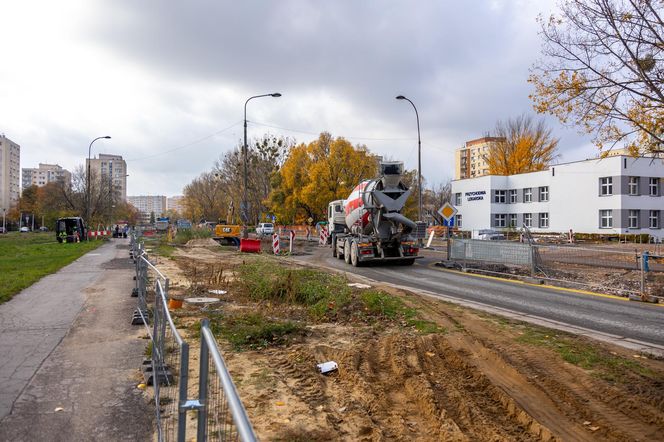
xmin=411 ymin=290 xmax=664 ymax=441
xmin=307 ymin=333 xmax=549 ymax=441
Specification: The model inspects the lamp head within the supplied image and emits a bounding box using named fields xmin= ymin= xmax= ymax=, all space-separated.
xmin=271 ymin=93 xmax=282 ymax=97
xmin=396 ymin=95 xmax=406 ymax=100
xmin=104 ymin=136 xmax=111 ymax=139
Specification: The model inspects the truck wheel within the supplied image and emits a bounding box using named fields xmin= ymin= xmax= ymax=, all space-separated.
xmin=399 ymin=258 xmax=415 ymax=266
xmin=344 ymin=239 xmax=352 ymax=264
xmin=351 ymin=241 xmax=361 ymax=267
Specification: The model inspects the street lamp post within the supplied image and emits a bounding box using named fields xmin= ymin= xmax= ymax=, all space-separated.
xmin=1 ymin=208 xmax=5 ymax=233
xmin=86 ymin=136 xmax=111 ymax=227
xmin=242 ymin=93 xmax=281 ymax=238
xmin=396 ymin=95 xmax=422 ymax=223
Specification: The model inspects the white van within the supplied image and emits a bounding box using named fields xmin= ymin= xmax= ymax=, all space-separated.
xmin=256 ymin=223 xmax=275 ymax=236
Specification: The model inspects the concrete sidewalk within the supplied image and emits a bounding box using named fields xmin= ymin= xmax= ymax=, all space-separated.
xmin=0 ymin=239 xmax=153 ymax=441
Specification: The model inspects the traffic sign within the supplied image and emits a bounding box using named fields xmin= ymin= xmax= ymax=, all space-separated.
xmin=438 ymin=202 xmax=457 ymax=222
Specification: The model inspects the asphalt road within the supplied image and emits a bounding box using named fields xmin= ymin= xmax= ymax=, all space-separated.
xmin=296 ymin=244 xmax=664 ymax=351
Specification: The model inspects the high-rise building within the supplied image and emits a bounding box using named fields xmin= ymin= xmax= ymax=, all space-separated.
xmin=127 ymin=195 xmax=168 ymax=224
xmin=0 ymin=135 xmax=21 ymax=211
xmin=454 ymin=137 xmax=505 ymax=180
xmin=86 ymin=154 xmax=127 ymax=201
xmin=167 ymin=195 xmax=185 ymax=214
xmin=22 ymin=163 xmax=71 ymax=189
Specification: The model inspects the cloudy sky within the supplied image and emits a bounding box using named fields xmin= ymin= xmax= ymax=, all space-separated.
xmin=0 ymin=0 xmax=598 ymax=197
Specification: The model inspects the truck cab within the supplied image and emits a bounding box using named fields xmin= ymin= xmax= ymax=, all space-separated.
xmin=327 ymin=199 xmax=346 ymax=245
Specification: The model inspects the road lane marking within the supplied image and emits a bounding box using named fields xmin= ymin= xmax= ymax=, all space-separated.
xmin=427 ymin=262 xmax=664 ymax=308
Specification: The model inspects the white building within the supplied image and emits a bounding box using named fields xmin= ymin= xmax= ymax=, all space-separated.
xmin=0 ymin=135 xmax=21 ymax=212
xmin=22 ymin=163 xmax=71 ymax=189
xmin=451 ymin=155 xmax=664 ymax=240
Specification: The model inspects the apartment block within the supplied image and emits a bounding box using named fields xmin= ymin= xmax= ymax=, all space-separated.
xmin=86 ymin=154 xmax=127 ymax=201
xmin=454 ymin=137 xmax=504 ymax=180
xmin=22 ymin=163 xmax=71 ymax=189
xmin=167 ymin=195 xmax=185 ymax=214
xmin=127 ymin=195 xmax=167 ymax=223
xmin=0 ymin=134 xmax=21 ymax=211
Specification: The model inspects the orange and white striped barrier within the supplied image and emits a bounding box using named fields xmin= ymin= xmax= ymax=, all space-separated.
xmin=272 ymin=233 xmax=280 ymax=255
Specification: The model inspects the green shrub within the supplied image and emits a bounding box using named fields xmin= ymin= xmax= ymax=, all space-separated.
xmin=172 ymin=227 xmax=212 ymax=245
xmin=361 ymin=290 xmax=404 ymax=318
xmin=237 ymin=258 xmax=352 ymax=317
xmin=210 ymin=312 xmax=301 ymax=350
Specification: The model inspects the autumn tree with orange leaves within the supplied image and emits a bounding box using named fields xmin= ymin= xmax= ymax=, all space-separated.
xmin=529 ymin=0 xmax=664 ymax=155
xmin=485 ymin=115 xmax=560 ymax=175
xmin=268 ymin=132 xmax=379 ymax=224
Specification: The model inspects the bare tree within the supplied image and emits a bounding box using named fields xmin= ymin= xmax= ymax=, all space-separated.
xmin=530 ymin=0 xmax=664 ymax=154
xmin=58 ymin=165 xmax=117 ymax=225
xmin=183 ymin=171 xmax=229 ymax=223
xmin=213 ymin=134 xmax=292 ymax=224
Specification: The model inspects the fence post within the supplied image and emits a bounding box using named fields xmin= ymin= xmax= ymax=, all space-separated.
xmin=530 ymin=245 xmax=536 ymax=276
xmin=177 ymin=342 xmax=190 ymax=442
xmin=197 ymin=319 xmax=210 ymax=442
xmin=446 ymin=228 xmax=451 ymax=261
xmin=640 ymin=251 xmax=646 ymax=298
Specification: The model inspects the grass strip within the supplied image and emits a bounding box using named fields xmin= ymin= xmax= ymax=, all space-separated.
xmin=0 ymin=232 xmax=104 ymax=304
xmin=516 ymin=327 xmax=657 ymax=383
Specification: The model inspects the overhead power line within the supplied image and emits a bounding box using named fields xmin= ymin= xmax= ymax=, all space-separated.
xmin=126 ymin=121 xmax=242 ymax=161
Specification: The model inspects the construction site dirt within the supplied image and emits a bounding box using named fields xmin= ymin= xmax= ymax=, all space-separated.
xmin=153 ymin=239 xmax=664 ymax=441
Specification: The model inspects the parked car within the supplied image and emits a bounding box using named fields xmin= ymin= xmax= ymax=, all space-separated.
xmin=39 ymin=226 xmax=49 ymax=232
xmin=473 ymin=229 xmax=505 ymax=241
xmin=256 ymin=222 xmax=275 ymax=237
xmin=0 ymin=227 xmax=5 ymax=234
xmin=20 ymin=226 xmax=29 ymax=233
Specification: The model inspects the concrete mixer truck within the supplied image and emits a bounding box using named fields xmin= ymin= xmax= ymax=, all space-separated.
xmin=330 ymin=161 xmax=423 ymax=266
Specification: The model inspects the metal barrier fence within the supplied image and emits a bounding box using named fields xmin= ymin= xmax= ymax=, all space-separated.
xmin=535 ymin=244 xmax=664 ymax=272
xmin=450 ymin=238 xmax=534 ymax=268
xmin=447 ymin=237 xmax=662 ymax=299
xmin=198 ymin=320 xmax=257 ymax=441
xmin=129 ymin=234 xmax=256 ymax=442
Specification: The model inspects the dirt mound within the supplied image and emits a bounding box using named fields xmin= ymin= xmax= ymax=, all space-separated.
xmin=184 ymin=238 xmax=219 ymax=247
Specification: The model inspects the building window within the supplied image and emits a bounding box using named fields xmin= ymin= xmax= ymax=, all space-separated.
xmin=649 ymin=178 xmax=660 ymax=196
xmin=650 ymin=210 xmax=660 ymax=229
xmin=600 ymin=177 xmax=613 ymax=195
xmin=494 ymin=214 xmax=506 ymax=228
xmin=523 ymin=213 xmax=532 ymax=227
xmin=509 ymin=213 xmax=518 ymax=228
xmin=628 ymin=177 xmax=639 ymax=195
xmin=509 ymin=189 xmax=517 ymax=204
xmin=539 ymin=212 xmax=549 ymax=228
xmin=494 ymin=190 xmax=506 ymax=203
xmin=628 ymin=210 xmax=639 ymax=229
xmin=524 ymin=188 xmax=532 ymax=203
xmin=539 ymin=186 xmax=549 ymax=202
xmin=456 ymin=214 xmax=462 ymax=228
xmin=454 ymin=193 xmax=462 ymax=205
xmin=600 ymin=210 xmax=613 ymax=228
